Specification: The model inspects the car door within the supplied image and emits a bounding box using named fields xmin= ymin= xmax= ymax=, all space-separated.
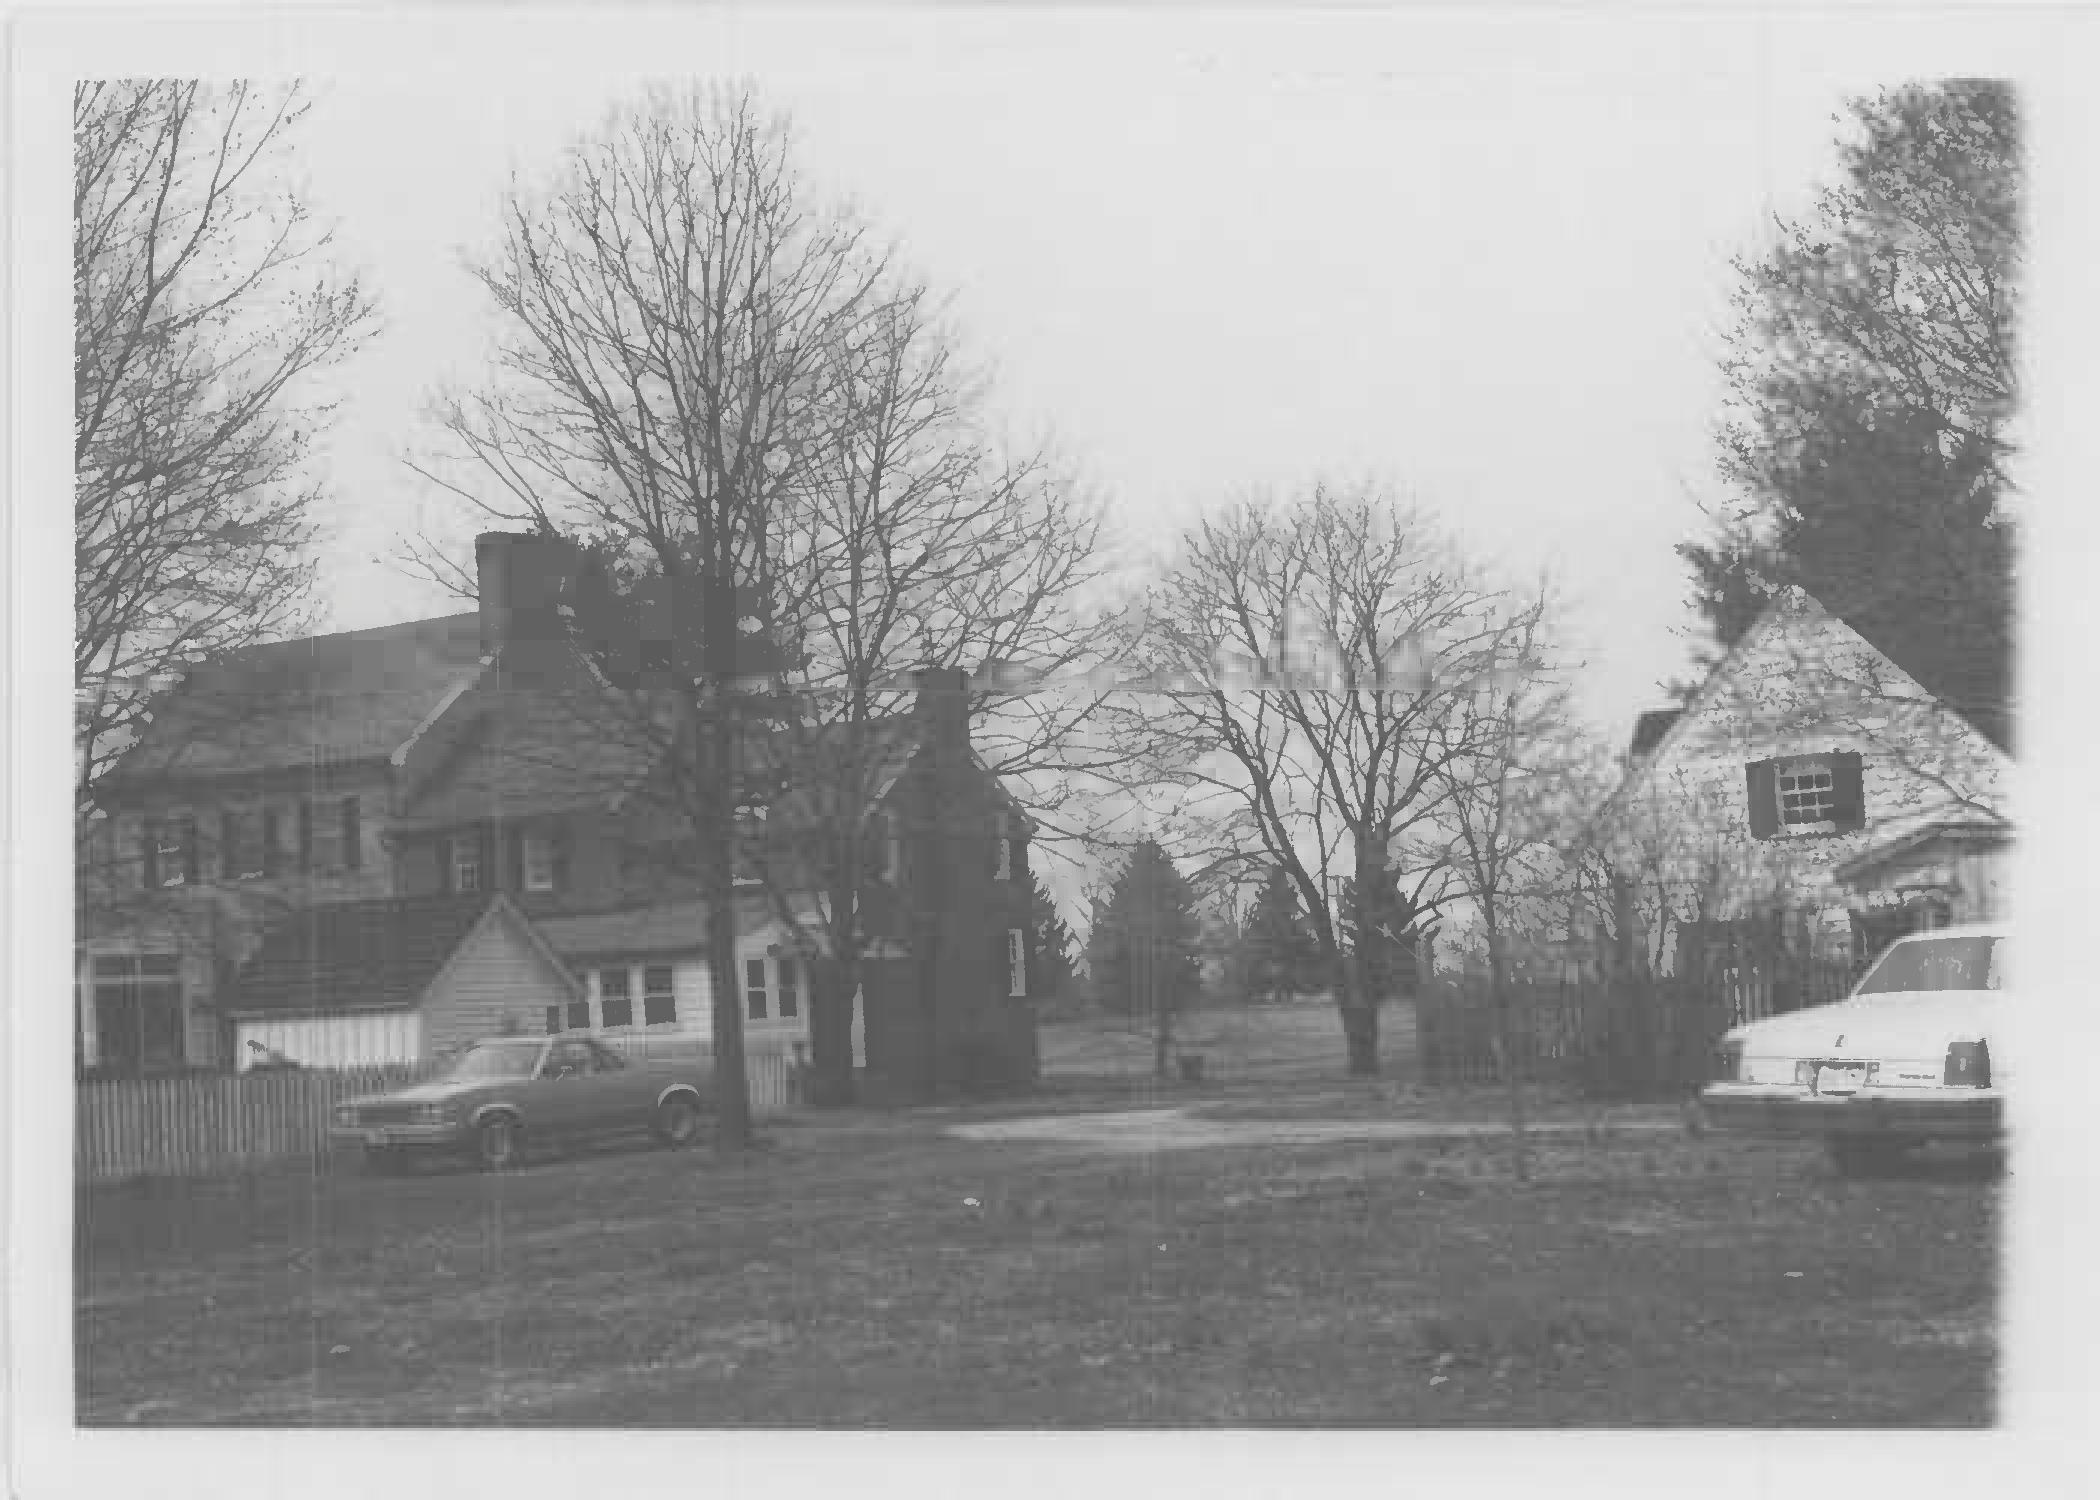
xmin=582 ymin=1039 xmax=659 ymax=1136
xmin=533 ymin=1038 xmax=603 ymax=1142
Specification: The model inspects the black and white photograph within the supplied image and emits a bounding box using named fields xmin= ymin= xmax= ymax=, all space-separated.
xmin=9 ymin=3 xmax=2099 ymax=1495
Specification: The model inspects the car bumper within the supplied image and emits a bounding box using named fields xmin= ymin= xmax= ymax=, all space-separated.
xmin=1698 ymin=1084 xmax=2002 ymax=1142
xmin=328 ymin=1123 xmax=469 ymax=1149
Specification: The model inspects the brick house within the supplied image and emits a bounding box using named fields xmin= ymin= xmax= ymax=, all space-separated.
xmin=77 ymin=532 xmax=1039 ymax=1099
xmin=1601 ymin=587 xmax=2011 ymax=972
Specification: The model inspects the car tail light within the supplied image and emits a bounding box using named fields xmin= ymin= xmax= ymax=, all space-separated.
xmin=1716 ymin=1039 xmax=1744 ymax=1081
xmin=1943 ymin=1040 xmax=1991 ymax=1088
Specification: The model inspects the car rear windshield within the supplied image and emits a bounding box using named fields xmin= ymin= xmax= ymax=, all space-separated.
xmin=1854 ymin=935 xmax=2004 ymax=995
xmin=445 ymin=1040 xmax=544 ymax=1079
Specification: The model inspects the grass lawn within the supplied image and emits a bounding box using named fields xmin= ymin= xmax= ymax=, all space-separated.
xmin=76 ymin=1082 xmax=1997 ymax=1427
xmin=1037 ymin=992 xmax=1398 ymax=1085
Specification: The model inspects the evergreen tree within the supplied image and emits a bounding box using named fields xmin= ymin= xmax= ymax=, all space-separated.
xmin=1091 ymin=841 xmax=1204 ymax=1076
xmin=1028 ymin=873 xmax=1078 ymax=1000
xmin=1680 ymin=81 xmax=2016 ymax=747
xmin=1238 ymin=866 xmax=1317 ymax=1003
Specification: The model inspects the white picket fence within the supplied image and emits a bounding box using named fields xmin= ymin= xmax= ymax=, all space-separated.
xmin=76 ymin=1046 xmax=796 ymax=1184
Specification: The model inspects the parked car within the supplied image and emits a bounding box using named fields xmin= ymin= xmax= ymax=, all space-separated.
xmin=1699 ymin=925 xmax=2005 ymax=1174
xmin=329 ymin=1033 xmax=711 ymax=1172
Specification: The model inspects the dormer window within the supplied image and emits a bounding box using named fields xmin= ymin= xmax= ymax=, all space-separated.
xmin=141 ymin=817 xmax=197 ymax=889
xmin=452 ymin=838 xmax=482 ymax=893
xmin=883 ymin=811 xmax=905 ymax=884
xmin=523 ymin=832 xmax=557 ymax=892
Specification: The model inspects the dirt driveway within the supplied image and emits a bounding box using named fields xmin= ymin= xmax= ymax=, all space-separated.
xmin=948 ymin=1105 xmax=1685 ymax=1153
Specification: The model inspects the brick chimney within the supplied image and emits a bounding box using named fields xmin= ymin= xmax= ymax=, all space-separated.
xmin=475 ymin=531 xmax=579 ymax=673
xmin=912 ymin=667 xmax=971 ymax=768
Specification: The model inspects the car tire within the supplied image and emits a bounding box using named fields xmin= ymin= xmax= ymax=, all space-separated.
xmin=1827 ymin=1135 xmax=1913 ymax=1178
xmin=654 ymin=1093 xmax=702 ymax=1148
xmin=475 ymin=1114 xmax=523 ymax=1172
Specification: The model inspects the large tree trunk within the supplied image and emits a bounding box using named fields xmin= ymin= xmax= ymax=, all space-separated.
xmin=1338 ymin=948 xmax=1380 ymax=1077
xmin=806 ymin=948 xmax=858 ymax=1107
xmin=694 ymin=682 xmax=752 ymax=1152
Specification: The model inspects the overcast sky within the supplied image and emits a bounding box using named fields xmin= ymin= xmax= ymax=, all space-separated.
xmin=210 ymin=10 xmax=1978 ymax=752
xmin=31 ymin=9 xmax=2052 ymax=750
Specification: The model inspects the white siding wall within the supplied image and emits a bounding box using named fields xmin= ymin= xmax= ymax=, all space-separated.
xmin=674 ymin=959 xmax=713 ymax=1034
xmin=421 ymin=912 xmax=578 ymax=1057
xmin=234 ymin=1010 xmax=422 ymax=1071
xmin=560 ymin=943 xmax=816 ymax=1047
xmin=1617 ymin=597 xmax=2010 ymax=927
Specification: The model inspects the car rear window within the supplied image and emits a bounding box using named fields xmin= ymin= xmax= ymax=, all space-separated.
xmin=1854 ymin=935 xmax=2004 ymax=995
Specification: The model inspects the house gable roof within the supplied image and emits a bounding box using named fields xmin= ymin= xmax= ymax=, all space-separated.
xmin=1606 ymin=588 xmax=2000 ymax=821
xmin=395 ymin=669 xmax=664 ymax=829
xmin=231 ymin=892 xmax=512 ymax=1018
xmin=103 ymin=613 xmax=486 ymax=791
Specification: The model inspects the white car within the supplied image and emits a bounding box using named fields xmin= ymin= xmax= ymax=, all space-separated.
xmin=1699 ymin=925 xmax=2005 ymax=1174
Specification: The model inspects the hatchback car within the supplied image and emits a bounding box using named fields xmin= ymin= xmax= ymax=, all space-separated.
xmin=1699 ymin=925 xmax=2005 ymax=1174
xmin=330 ymin=1033 xmax=712 ymax=1172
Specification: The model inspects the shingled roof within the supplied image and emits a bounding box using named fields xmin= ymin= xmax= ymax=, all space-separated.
xmin=231 ymin=893 xmax=507 ymax=1017
xmin=395 ymin=671 xmax=664 ymax=829
xmin=104 ymin=613 xmax=486 ymax=788
xmin=533 ymin=891 xmax=801 ymax=959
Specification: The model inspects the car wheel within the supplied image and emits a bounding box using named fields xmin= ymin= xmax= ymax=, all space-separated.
xmin=475 ymin=1115 xmax=523 ymax=1172
xmin=654 ymin=1094 xmax=701 ymax=1148
xmin=1827 ymin=1135 xmax=1912 ymax=1178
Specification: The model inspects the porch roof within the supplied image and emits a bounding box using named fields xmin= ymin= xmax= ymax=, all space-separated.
xmin=1832 ymin=812 xmax=2012 ymax=890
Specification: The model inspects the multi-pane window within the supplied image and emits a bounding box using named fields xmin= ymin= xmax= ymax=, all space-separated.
xmin=217 ymin=807 xmax=286 ymax=881
xmin=1746 ymin=752 xmax=1863 ymax=841
xmin=1776 ymin=759 xmax=1837 ymax=828
xmin=883 ymin=812 xmax=905 ymax=884
xmin=1007 ymin=929 xmax=1027 ymax=998
xmin=643 ymin=966 xmax=676 ymax=1026
xmin=777 ymin=958 xmax=800 ymax=1019
xmin=746 ymin=958 xmax=770 ymax=1020
xmin=220 ymin=809 xmax=251 ymax=881
xmin=141 ymin=818 xmax=197 ymax=888
xmin=544 ymin=1004 xmax=563 ymax=1035
xmin=565 ymin=996 xmax=592 ymax=1030
xmin=452 ymin=837 xmax=482 ymax=893
xmin=523 ymin=832 xmax=557 ymax=892
xmin=90 ymin=954 xmax=184 ymax=1072
xmin=295 ymin=796 xmax=361 ymax=873
xmin=598 ymin=967 xmax=634 ymax=1028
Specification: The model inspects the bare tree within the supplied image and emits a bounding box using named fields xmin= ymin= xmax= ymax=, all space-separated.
xmin=402 ymin=86 xmax=1118 ymax=1119
xmin=74 ymin=80 xmax=377 ymax=817
xmin=405 ymin=85 xmax=883 ymax=1149
xmin=1427 ymin=599 xmax=1571 ymax=1180
xmin=1103 ymin=484 xmax=1519 ymax=1076
xmin=739 ymin=288 xmax=1116 ymax=1102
